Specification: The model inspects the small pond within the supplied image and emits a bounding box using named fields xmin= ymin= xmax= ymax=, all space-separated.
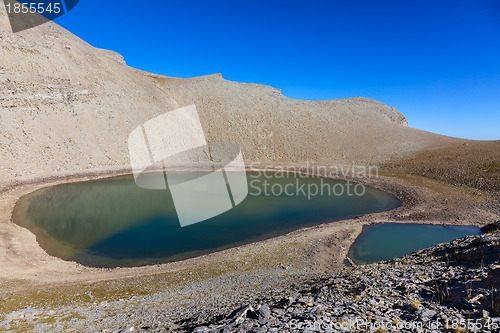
xmin=348 ymin=223 xmax=483 ymax=264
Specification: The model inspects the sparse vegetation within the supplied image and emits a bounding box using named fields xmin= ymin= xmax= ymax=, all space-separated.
xmin=385 ymin=141 xmax=500 ymax=195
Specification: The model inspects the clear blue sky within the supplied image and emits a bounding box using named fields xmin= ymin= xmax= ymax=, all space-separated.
xmin=54 ymin=0 xmax=500 ymax=140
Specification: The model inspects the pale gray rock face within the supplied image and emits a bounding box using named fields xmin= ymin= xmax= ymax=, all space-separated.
xmin=0 ymin=2 xmax=457 ymax=185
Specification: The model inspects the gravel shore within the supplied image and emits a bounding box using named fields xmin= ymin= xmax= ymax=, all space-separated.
xmin=0 ymin=167 xmax=497 ymax=332
xmin=184 ymin=223 xmax=500 ymax=333
xmin=2 ymin=224 xmax=498 ymax=332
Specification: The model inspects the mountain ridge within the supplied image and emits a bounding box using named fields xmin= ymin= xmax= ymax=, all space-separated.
xmin=0 ymin=4 xmax=458 ymax=182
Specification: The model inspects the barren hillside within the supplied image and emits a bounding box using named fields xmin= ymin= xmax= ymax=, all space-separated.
xmin=0 ymin=4 xmax=459 ymax=183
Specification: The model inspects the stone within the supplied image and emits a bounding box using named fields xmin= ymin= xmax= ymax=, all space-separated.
xmin=420 ymin=308 xmax=437 ymax=321
xmin=258 ymin=303 xmax=271 ymax=320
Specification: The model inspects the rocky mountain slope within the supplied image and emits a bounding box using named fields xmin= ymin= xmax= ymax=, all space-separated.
xmin=0 ymin=4 xmax=458 ymax=183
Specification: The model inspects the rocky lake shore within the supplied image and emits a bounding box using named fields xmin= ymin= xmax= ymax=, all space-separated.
xmin=184 ymin=222 xmax=500 ymax=333
xmin=2 ymin=222 xmax=498 ymax=333
xmin=0 ymin=165 xmax=497 ymax=333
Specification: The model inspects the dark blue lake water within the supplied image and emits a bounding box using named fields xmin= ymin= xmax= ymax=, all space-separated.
xmin=348 ymin=223 xmax=483 ymax=264
xmin=13 ymin=172 xmax=401 ymax=267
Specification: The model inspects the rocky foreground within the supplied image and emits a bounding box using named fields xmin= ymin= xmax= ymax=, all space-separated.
xmin=183 ymin=223 xmax=500 ymax=333
xmin=1 ymin=223 xmax=499 ymax=333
